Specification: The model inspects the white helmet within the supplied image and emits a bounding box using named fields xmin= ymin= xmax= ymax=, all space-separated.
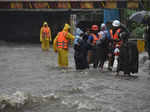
xmin=101 ymin=23 xmax=106 ymax=29
xmin=112 ymin=20 xmax=120 ymax=27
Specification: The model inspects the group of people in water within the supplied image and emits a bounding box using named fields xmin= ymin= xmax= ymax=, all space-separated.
xmin=73 ymin=20 xmax=139 ymax=76
xmin=40 ymin=20 xmax=139 ymax=77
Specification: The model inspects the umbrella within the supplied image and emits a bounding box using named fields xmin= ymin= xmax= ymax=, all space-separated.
xmin=129 ymin=10 xmax=150 ymax=24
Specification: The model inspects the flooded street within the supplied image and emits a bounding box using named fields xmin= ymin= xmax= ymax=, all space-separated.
xmin=0 ymin=44 xmax=150 ymax=112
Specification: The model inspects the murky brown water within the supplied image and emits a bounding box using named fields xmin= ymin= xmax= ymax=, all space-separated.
xmin=0 ymin=44 xmax=150 ymax=112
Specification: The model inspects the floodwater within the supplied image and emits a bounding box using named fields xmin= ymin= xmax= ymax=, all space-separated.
xmin=0 ymin=44 xmax=150 ymax=112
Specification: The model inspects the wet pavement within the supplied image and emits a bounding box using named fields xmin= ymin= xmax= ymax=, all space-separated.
xmin=0 ymin=44 xmax=150 ymax=112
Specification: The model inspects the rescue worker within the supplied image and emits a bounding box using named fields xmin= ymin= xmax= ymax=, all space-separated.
xmin=110 ymin=20 xmax=123 ymax=47
xmin=109 ymin=20 xmax=123 ymax=70
xmin=87 ymin=25 xmax=100 ymax=67
xmin=53 ymin=24 xmax=75 ymax=68
xmin=40 ymin=21 xmax=52 ymax=51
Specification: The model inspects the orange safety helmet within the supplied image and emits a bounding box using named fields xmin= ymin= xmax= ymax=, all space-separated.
xmin=91 ymin=25 xmax=99 ymax=31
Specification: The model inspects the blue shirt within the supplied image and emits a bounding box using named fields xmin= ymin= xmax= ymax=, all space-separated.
xmin=74 ymin=35 xmax=82 ymax=45
xmin=88 ymin=34 xmax=99 ymax=42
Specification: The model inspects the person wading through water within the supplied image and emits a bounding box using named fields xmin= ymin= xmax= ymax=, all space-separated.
xmin=87 ymin=25 xmax=100 ymax=67
xmin=94 ymin=23 xmax=110 ymax=71
xmin=74 ymin=28 xmax=89 ymax=70
xmin=53 ymin=24 xmax=75 ymax=68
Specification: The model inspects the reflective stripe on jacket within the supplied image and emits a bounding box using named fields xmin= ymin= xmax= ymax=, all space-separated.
xmin=110 ymin=29 xmax=121 ymax=40
xmin=110 ymin=29 xmax=122 ymax=46
xmin=91 ymin=33 xmax=100 ymax=45
xmin=42 ymin=27 xmax=50 ymax=39
xmin=57 ymin=31 xmax=68 ymax=49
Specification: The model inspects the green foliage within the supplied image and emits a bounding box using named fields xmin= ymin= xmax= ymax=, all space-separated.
xmin=125 ymin=9 xmax=136 ymax=19
xmin=132 ymin=24 xmax=145 ymax=38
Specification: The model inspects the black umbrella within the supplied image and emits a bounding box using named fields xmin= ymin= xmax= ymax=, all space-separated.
xmin=129 ymin=11 xmax=150 ymax=24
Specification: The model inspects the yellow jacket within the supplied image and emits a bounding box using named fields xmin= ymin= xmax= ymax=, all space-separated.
xmin=40 ymin=25 xmax=52 ymax=42
xmin=53 ymin=24 xmax=74 ymax=52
